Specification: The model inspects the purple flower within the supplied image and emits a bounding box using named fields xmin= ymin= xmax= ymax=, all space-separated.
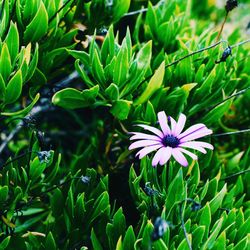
xmin=129 ymin=111 xmax=214 ymax=167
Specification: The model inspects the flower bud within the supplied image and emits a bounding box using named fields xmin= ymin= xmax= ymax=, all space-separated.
xmin=225 ymin=0 xmax=238 ymax=12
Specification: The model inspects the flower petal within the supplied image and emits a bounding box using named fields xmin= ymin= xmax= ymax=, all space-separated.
xmin=172 ymin=148 xmax=188 ymax=167
xmin=178 ymin=124 xmax=206 ymax=139
xmin=175 ymin=113 xmax=186 ymax=136
xmin=179 ymin=142 xmax=207 ymax=153
xmin=137 ymin=124 xmax=164 ymax=138
xmin=159 ymin=147 xmax=172 ymax=165
xmin=129 ymin=140 xmax=161 ymax=150
xmin=181 ymin=141 xmax=213 ymax=150
xmin=170 ymin=117 xmax=177 ymax=135
xmin=157 ymin=111 xmax=171 ymax=135
xmin=136 ymin=144 xmax=163 ymax=159
xmin=178 ymin=148 xmax=198 ymax=160
xmin=130 ymin=132 xmax=161 ymax=141
xmin=180 ymin=129 xmax=213 ymax=142
xmin=192 ymin=141 xmax=214 ymax=150
xmin=152 ymin=147 xmax=166 ymax=167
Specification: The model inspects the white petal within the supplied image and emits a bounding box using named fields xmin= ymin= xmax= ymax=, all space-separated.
xmin=152 ymin=147 xmax=166 ymax=167
xmin=180 ymin=141 xmax=213 ymax=152
xmin=130 ymin=132 xmax=161 ymax=141
xmin=175 ymin=114 xmax=186 ymax=136
xmin=129 ymin=140 xmax=161 ymax=150
xmin=170 ymin=117 xmax=177 ymax=135
xmin=172 ymin=148 xmax=189 ymax=167
xmin=179 ymin=142 xmax=207 ymax=153
xmin=137 ymin=124 xmax=164 ymax=138
xmin=159 ymin=147 xmax=172 ymax=165
xmin=180 ymin=129 xmax=213 ymax=142
xmin=157 ymin=111 xmax=171 ymax=135
xmin=136 ymin=145 xmax=163 ymax=159
xmin=178 ymin=124 xmax=206 ymax=139
xmin=178 ymin=148 xmax=198 ymax=160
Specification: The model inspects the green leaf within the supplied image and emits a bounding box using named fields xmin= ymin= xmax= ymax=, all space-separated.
xmin=75 ymin=193 xmax=86 ymax=222
xmin=145 ymin=101 xmax=156 ymax=123
xmin=101 ymin=25 xmax=115 ymax=64
xmin=113 ymin=40 xmax=129 ymax=86
xmin=105 ymin=83 xmax=119 ymax=100
xmin=5 ymin=70 xmax=22 ymax=104
xmin=0 ymin=43 xmax=12 ymax=82
xmin=177 ymin=235 xmax=192 ymax=250
xmin=45 ymin=232 xmax=56 ymax=250
xmin=4 ymin=22 xmax=19 ymax=63
xmin=209 ymin=184 xmax=227 ymax=215
xmin=106 ymin=208 xmax=126 ymax=250
xmin=115 ymin=237 xmax=123 ymax=250
xmin=111 ymin=0 xmax=130 ymax=23
xmin=89 ymin=191 xmax=110 ymax=224
xmin=192 ymin=68 xmax=216 ymax=102
xmin=235 ymin=216 xmax=250 ymax=241
xmin=51 ymin=188 xmax=64 ymax=217
xmin=29 ymin=157 xmax=47 ymax=182
xmin=66 ymin=187 xmax=74 ymax=219
xmin=15 ymin=212 xmax=48 ymax=233
xmin=211 ymin=232 xmax=226 ymax=250
xmin=192 ymin=226 xmax=206 ymax=247
xmin=0 ymin=186 xmax=9 ymax=202
xmin=75 ymin=59 xmax=94 ymax=88
xmin=120 ymin=41 xmax=152 ymax=96
xmin=23 ymin=2 xmax=48 ymax=42
xmin=52 ymin=86 xmax=99 ymax=109
xmin=199 ymin=203 xmax=211 ymax=239
xmin=134 ymin=61 xmax=165 ymax=105
xmin=25 ymin=43 xmax=39 ymax=82
xmin=92 ymin=49 xmax=106 ymax=85
xmin=0 ymin=0 xmax=9 ymax=37
xmin=201 ymin=217 xmax=224 ymax=250
xmin=0 ymin=236 xmax=11 ymax=249
xmin=201 ymin=100 xmax=232 ymax=126
xmin=233 ymin=235 xmax=249 ymax=250
xmin=1 ymin=93 xmax=40 ymax=116
xmin=0 ymin=74 xmax=6 ymax=102
xmin=110 ymin=99 xmax=131 ymax=120
xmin=165 ymin=168 xmax=185 ymax=212
xmin=123 ymin=226 xmax=136 ymax=250
xmin=68 ymin=49 xmax=90 ymax=65
xmin=91 ymin=229 xmax=103 ymax=250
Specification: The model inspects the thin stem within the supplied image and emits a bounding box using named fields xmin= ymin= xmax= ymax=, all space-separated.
xmin=124 ymin=8 xmax=148 ymax=17
xmin=27 ymin=131 xmax=36 ymax=177
xmin=0 ymin=106 xmax=42 ymax=155
xmin=231 ymin=39 xmax=250 ymax=48
xmin=49 ymin=0 xmax=74 ymax=23
xmin=140 ymin=40 xmax=227 ymax=87
xmin=165 ymin=40 xmax=227 ymax=67
xmin=0 ymin=124 xmax=23 ymax=154
xmin=221 ymin=169 xmax=250 ymax=181
xmin=216 ymin=12 xmax=228 ymax=42
xmin=179 ymin=202 xmax=192 ymax=250
xmin=0 ymin=150 xmax=38 ymax=170
xmin=213 ymin=129 xmax=250 ymax=137
xmin=123 ymin=0 xmax=165 ymax=17
xmin=209 ymin=86 xmax=250 ymax=110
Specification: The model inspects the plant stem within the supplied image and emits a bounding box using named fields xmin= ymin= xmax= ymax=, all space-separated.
xmin=213 ymin=128 xmax=250 ymax=137
xmin=222 ymin=169 xmax=250 ymax=181
xmin=216 ymin=12 xmax=228 ymax=42
xmin=179 ymin=201 xmax=192 ymax=250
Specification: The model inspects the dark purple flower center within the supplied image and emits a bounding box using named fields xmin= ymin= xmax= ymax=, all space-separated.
xmin=162 ymin=135 xmax=180 ymax=148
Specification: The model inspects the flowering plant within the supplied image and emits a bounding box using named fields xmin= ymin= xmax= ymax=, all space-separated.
xmin=129 ymin=111 xmax=214 ymax=167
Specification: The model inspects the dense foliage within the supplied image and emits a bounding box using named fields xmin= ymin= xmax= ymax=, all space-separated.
xmin=0 ymin=0 xmax=249 ymax=249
